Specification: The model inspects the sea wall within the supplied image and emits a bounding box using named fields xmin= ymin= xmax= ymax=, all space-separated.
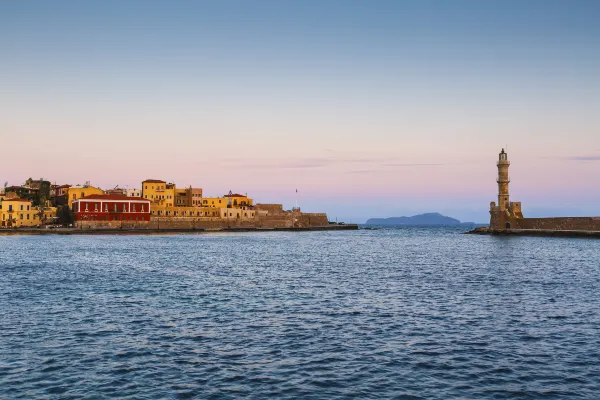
xmin=294 ymin=212 xmax=329 ymax=227
xmin=511 ymin=217 xmax=600 ymax=231
xmin=74 ymin=212 xmax=329 ymax=230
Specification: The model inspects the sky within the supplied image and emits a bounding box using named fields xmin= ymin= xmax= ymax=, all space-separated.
xmin=1 ymin=0 xmax=599 ymax=223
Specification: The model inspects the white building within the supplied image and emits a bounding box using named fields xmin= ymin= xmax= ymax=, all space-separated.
xmin=126 ymin=188 xmax=142 ymax=198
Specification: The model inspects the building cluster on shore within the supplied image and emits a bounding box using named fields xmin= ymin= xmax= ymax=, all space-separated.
xmin=0 ymin=178 xmax=329 ymax=229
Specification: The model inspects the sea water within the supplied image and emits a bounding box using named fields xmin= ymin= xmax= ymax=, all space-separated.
xmin=1 ymin=228 xmax=599 ymax=398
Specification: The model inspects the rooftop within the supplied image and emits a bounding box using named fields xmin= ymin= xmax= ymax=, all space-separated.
xmin=75 ymin=194 xmax=151 ymax=201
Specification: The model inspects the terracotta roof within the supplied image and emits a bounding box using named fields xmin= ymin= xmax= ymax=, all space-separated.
xmin=143 ymin=179 xmax=166 ymax=183
xmin=74 ymin=194 xmax=151 ymax=201
xmin=224 ymin=193 xmax=246 ymax=197
xmin=2 ymin=198 xmax=31 ymax=202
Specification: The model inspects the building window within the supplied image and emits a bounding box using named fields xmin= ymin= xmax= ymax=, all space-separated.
xmin=105 ymin=205 xmax=108 ymax=212
xmin=94 ymin=204 xmax=98 ymax=212
xmin=27 ymin=214 xmax=30 ymax=220
xmin=27 ymin=205 xmax=30 ymax=210
xmin=85 ymin=204 xmax=89 ymax=212
xmin=132 ymin=204 xmax=136 ymax=212
xmin=114 ymin=204 xmax=118 ymax=212
xmin=20 ymin=214 xmax=23 ymax=220
xmin=20 ymin=205 xmax=23 ymax=211
xmin=123 ymin=204 xmax=127 ymax=212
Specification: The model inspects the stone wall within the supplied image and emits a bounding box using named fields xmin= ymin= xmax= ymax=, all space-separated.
xmin=294 ymin=212 xmax=329 ymax=228
xmin=511 ymin=217 xmax=600 ymax=231
xmin=76 ymin=218 xmax=259 ymax=230
xmin=255 ymin=204 xmax=285 ymax=214
xmin=74 ymin=211 xmax=329 ymax=230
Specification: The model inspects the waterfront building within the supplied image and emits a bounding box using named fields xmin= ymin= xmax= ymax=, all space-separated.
xmin=175 ymin=187 xmax=203 ymax=207
xmin=66 ymin=184 xmax=104 ymax=208
xmin=142 ymin=179 xmax=176 ymax=207
xmin=50 ymin=184 xmax=71 ymax=206
xmin=126 ymin=188 xmax=141 ymax=198
xmin=201 ymin=192 xmax=253 ymax=209
xmin=0 ymin=198 xmax=40 ymax=227
xmin=189 ymin=188 xmax=203 ymax=206
xmin=224 ymin=191 xmax=253 ymax=208
xmin=201 ymin=197 xmax=227 ymax=208
xmin=72 ymin=194 xmax=151 ymax=222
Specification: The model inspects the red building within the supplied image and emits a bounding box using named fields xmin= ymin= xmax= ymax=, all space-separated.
xmin=50 ymin=184 xmax=71 ymax=206
xmin=72 ymin=194 xmax=151 ymax=222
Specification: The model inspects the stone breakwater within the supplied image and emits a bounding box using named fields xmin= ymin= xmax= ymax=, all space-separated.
xmin=466 ymin=226 xmax=600 ymax=239
xmin=0 ymin=224 xmax=359 ymax=235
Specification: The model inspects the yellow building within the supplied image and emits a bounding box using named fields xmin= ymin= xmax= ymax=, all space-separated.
xmin=201 ymin=197 xmax=228 ymax=208
xmin=149 ymin=204 xmax=256 ymax=220
xmin=66 ymin=184 xmax=103 ymax=208
xmin=42 ymin=206 xmax=58 ymax=224
xmin=220 ymin=207 xmax=256 ymax=220
xmin=142 ymin=179 xmax=176 ymax=207
xmin=201 ymin=192 xmax=253 ymax=209
xmin=0 ymin=198 xmax=40 ymax=227
xmin=224 ymin=192 xmax=253 ymax=208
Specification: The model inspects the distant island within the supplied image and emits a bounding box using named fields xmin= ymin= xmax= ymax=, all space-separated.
xmin=365 ymin=213 xmax=476 ymax=226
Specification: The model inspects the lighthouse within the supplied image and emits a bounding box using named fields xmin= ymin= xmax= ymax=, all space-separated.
xmin=497 ymin=148 xmax=510 ymax=210
xmin=489 ymin=148 xmax=523 ymax=230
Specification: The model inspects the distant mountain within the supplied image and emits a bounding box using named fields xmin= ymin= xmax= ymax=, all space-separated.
xmin=365 ymin=213 xmax=474 ymax=226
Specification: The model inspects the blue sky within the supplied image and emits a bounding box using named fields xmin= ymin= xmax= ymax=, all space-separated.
xmin=1 ymin=0 xmax=599 ymax=222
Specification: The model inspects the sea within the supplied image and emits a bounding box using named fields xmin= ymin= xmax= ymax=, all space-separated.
xmin=1 ymin=227 xmax=599 ymax=399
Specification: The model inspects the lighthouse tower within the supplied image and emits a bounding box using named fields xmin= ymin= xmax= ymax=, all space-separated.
xmin=497 ymin=149 xmax=510 ymax=210
xmin=489 ymin=148 xmax=522 ymax=230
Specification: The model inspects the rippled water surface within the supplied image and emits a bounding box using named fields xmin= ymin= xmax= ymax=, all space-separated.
xmin=1 ymin=228 xmax=599 ymax=399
